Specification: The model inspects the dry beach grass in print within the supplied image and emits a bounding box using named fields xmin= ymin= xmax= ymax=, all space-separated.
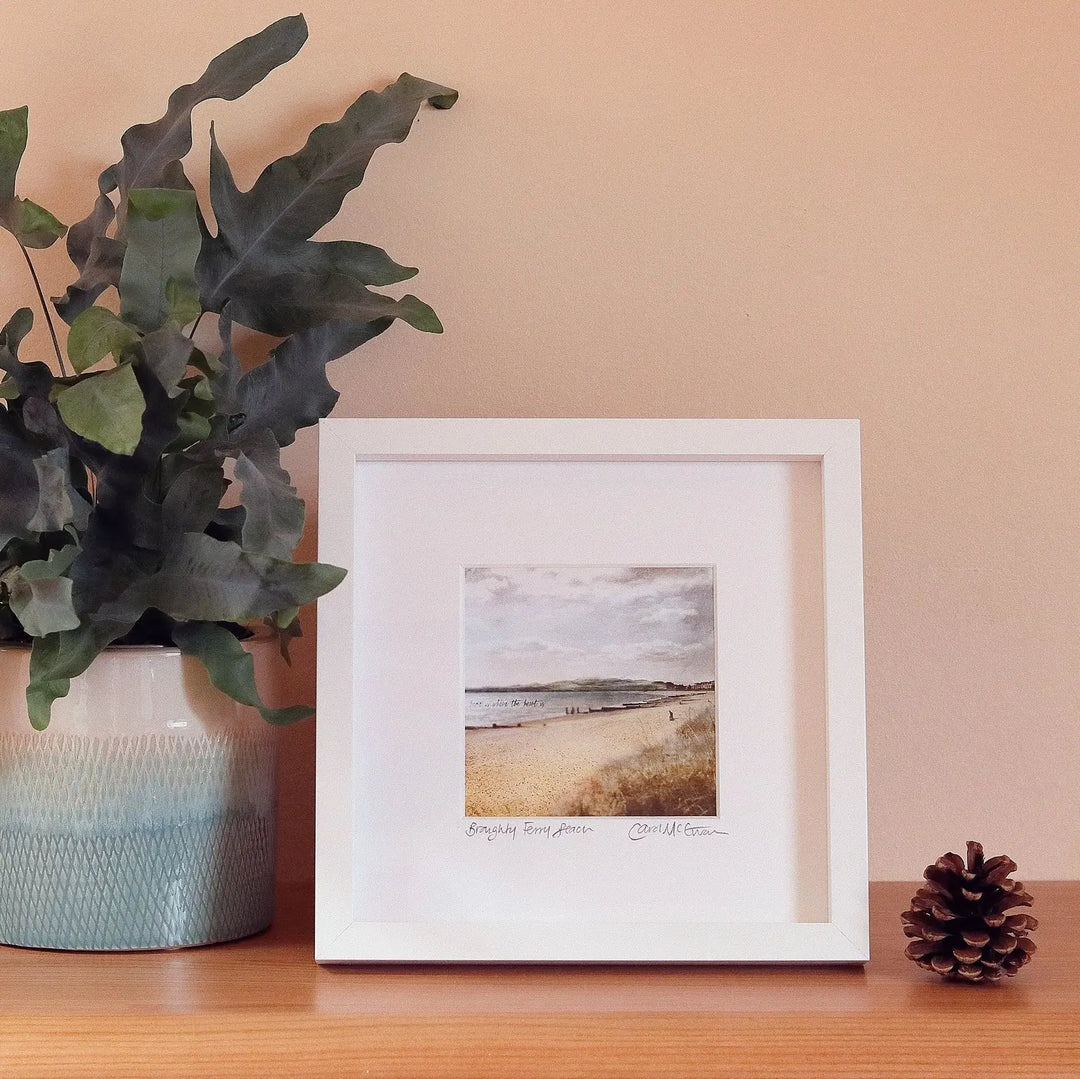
xmin=463 ymin=566 xmax=717 ymax=817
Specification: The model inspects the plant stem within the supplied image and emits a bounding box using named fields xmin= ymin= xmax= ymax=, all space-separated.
xmin=18 ymin=242 xmax=68 ymax=376
xmin=188 ymin=311 xmax=205 ymax=339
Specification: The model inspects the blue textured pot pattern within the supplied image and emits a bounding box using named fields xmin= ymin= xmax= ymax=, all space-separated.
xmin=0 ymin=645 xmax=277 ymax=950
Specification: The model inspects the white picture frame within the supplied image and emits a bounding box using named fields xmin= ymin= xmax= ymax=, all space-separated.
xmin=315 ymin=418 xmax=868 ymax=963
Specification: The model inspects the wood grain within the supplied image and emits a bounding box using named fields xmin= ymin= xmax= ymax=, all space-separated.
xmin=1 ymin=882 xmax=1077 ymax=1077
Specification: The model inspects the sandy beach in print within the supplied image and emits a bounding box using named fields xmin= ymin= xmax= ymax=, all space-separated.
xmin=463 ymin=565 xmax=718 ymax=817
xmin=465 ymin=692 xmax=716 ymax=817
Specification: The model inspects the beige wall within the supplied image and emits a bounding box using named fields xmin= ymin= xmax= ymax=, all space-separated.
xmin=4 ymin=1 xmax=1079 ymax=881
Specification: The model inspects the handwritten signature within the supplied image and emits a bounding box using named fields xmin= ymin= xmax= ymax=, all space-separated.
xmin=627 ymin=821 xmax=725 ymax=841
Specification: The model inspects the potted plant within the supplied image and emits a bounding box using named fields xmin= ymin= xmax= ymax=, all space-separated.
xmin=0 ymin=13 xmax=456 ymax=949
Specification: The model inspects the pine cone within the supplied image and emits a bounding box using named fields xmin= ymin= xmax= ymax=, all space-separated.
xmin=902 ymin=840 xmax=1037 ymax=982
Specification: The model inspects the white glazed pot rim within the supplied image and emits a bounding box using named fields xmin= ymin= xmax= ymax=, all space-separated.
xmin=0 ymin=628 xmax=273 ymax=658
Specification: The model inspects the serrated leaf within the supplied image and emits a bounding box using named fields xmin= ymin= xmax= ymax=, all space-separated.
xmin=172 ymin=620 xmax=312 ymax=725
xmin=101 ymin=532 xmax=345 ymax=623
xmin=120 ymin=188 xmax=202 ymax=332
xmin=66 ymin=307 xmax=141 ymax=373
xmin=197 ymin=73 xmax=456 ymax=323
xmin=55 ymin=15 xmax=308 ymax=321
xmin=227 ymin=318 xmax=391 ymax=447
xmin=234 ymin=432 xmax=305 ymax=558
xmin=54 ymin=363 xmax=146 ymax=455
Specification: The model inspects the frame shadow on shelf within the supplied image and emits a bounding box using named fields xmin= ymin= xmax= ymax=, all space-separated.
xmin=315 ymin=418 xmax=868 ymax=964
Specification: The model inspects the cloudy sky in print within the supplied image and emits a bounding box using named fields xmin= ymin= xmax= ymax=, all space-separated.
xmin=462 ymin=566 xmax=716 ymax=687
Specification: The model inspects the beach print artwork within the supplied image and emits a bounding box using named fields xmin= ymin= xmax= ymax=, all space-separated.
xmin=463 ymin=566 xmax=717 ymax=818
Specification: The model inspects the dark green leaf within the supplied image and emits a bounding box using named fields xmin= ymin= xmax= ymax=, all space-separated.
xmin=67 ymin=532 xmax=148 ymax=626
xmin=68 ymin=361 xmax=182 ymax=562
xmin=195 ymin=237 xmax=419 ymax=335
xmin=172 ymin=621 xmax=312 ymax=725
xmin=102 ymin=532 xmax=345 ymax=623
xmin=26 ymin=678 xmax=67 ymax=731
xmin=296 ymin=239 xmax=418 ymax=286
xmin=0 ymin=352 xmax=52 ymax=400
xmin=138 ymin=326 xmax=195 ymax=396
xmin=26 ymin=617 xmax=137 ymax=729
xmin=27 ymin=448 xmax=77 ymax=532
xmin=0 ymin=414 xmax=40 ymax=548
xmin=198 ymin=73 xmax=456 ymax=317
xmin=0 ymin=308 xmax=33 ymax=353
xmin=0 ymin=111 xmax=66 ymax=248
xmin=53 ymin=194 xmax=124 ymax=324
xmin=61 ymin=366 xmax=181 ymax=620
xmin=66 ymin=307 xmax=141 ymax=373
xmin=0 ymin=309 xmax=47 ymax=402
xmin=120 ymin=189 xmax=202 ymax=332
xmin=161 ymin=461 xmax=226 ymax=542
xmin=207 ymin=305 xmax=242 ymax=413
xmin=228 ymin=318 xmax=391 ymax=447
xmin=0 ymin=107 xmax=28 ymax=201
xmin=3 ymin=570 xmax=80 ymax=637
xmin=2 ymin=197 xmax=67 ymax=249
xmin=54 ymin=364 xmax=146 ymax=455
xmin=234 ymin=431 xmax=305 ymax=558
xmin=17 ymin=542 xmax=79 ymax=580
xmin=165 ymin=276 xmax=202 ymax=328
xmin=264 ymin=609 xmax=302 ymax=663
xmin=206 ymin=504 xmax=246 ymax=545
xmin=114 ymin=15 xmax=308 ymax=197
xmin=217 ymin=262 xmax=442 ymax=337
xmin=172 ymin=408 xmax=212 ymax=447
xmin=55 ymin=14 xmax=308 ymax=321
xmin=0 ymin=308 xmax=42 ymax=399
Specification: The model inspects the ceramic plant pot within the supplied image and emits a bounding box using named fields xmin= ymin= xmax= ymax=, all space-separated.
xmin=0 ymin=644 xmax=276 ymax=950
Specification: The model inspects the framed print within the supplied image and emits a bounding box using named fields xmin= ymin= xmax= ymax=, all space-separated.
xmin=315 ymin=419 xmax=868 ymax=963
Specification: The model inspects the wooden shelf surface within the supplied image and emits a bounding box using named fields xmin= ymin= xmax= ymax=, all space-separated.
xmin=1 ymin=881 xmax=1077 ymax=1077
